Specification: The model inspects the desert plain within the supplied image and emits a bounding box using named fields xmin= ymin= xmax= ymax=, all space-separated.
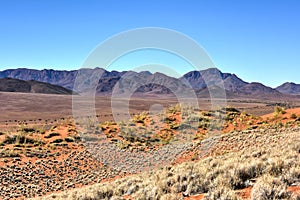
xmin=0 ymin=92 xmax=299 ymax=199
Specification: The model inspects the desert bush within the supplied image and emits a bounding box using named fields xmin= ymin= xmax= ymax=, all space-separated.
xmin=64 ymin=137 xmax=75 ymax=143
xmin=266 ymin=158 xmax=285 ymax=176
xmin=186 ymin=114 xmax=202 ymax=122
xmin=116 ymin=140 xmax=130 ymax=149
xmin=95 ymin=185 xmax=114 ymax=199
xmin=3 ymin=133 xmax=43 ymax=145
xmin=44 ymin=132 xmax=60 ymax=138
xmin=132 ymin=111 xmax=148 ymax=124
xmin=167 ymin=104 xmax=181 ymax=114
xmin=50 ymin=125 xmax=57 ymax=131
xmin=67 ymin=127 xmax=78 ymax=134
xmin=204 ymin=186 xmax=239 ymax=200
xmin=251 ymin=175 xmax=291 ymax=200
xmin=197 ymin=121 xmax=210 ymax=129
xmin=201 ymin=111 xmax=213 ymax=117
xmin=207 ymin=119 xmax=223 ymax=131
xmin=2 ymin=135 xmax=17 ymax=144
xmin=0 ymin=149 xmax=20 ymax=158
xmin=36 ymin=128 xmax=46 ymax=134
xmin=169 ymin=123 xmax=181 ymax=130
xmin=230 ymin=161 xmax=263 ymax=189
xmin=50 ymin=138 xmax=63 ymax=144
xmin=223 ymin=107 xmax=240 ymax=113
xmin=274 ymin=106 xmax=286 ymax=115
xmin=21 ymin=127 xmax=36 ymax=133
xmin=225 ymin=112 xmax=237 ymax=121
xmin=280 ymin=165 xmax=300 ymax=185
xmin=290 ymin=113 xmax=297 ymax=119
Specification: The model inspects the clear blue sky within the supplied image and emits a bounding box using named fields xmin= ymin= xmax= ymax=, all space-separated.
xmin=0 ymin=0 xmax=299 ymax=87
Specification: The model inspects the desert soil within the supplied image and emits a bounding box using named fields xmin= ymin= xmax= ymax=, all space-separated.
xmin=0 ymin=92 xmax=299 ymax=199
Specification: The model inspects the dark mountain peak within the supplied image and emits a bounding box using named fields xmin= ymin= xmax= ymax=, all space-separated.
xmin=201 ymin=67 xmax=221 ymax=74
xmin=0 ymin=78 xmax=75 ymax=95
xmin=248 ymin=82 xmax=265 ymax=86
xmin=183 ymin=70 xmax=201 ymax=78
xmin=43 ymin=69 xmax=55 ymax=71
xmin=139 ymin=71 xmax=152 ymax=76
xmin=150 ymin=72 xmax=180 ymax=83
xmin=153 ymin=71 xmax=164 ymax=75
xmin=152 ymin=71 xmax=169 ymax=77
xmin=280 ymin=82 xmax=296 ymax=86
xmin=230 ymin=73 xmax=240 ymax=79
xmin=183 ymin=68 xmax=221 ymax=78
xmin=238 ymin=82 xmax=280 ymax=95
xmin=276 ymin=82 xmax=300 ymax=95
xmin=180 ymin=68 xmax=247 ymax=91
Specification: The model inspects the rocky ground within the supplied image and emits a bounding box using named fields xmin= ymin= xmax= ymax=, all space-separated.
xmin=0 ymin=149 xmax=104 ymax=199
xmin=0 ymin=124 xmax=114 ymax=199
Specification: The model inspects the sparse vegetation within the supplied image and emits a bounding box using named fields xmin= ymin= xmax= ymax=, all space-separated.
xmin=44 ymin=132 xmax=60 ymax=138
xmin=251 ymin=175 xmax=292 ymax=200
xmin=2 ymin=132 xmax=44 ymax=146
xmin=291 ymin=113 xmax=298 ymax=119
xmin=64 ymin=137 xmax=75 ymax=143
xmin=132 ymin=111 xmax=148 ymax=124
xmin=0 ymin=149 xmax=20 ymax=158
xmin=38 ymin=126 xmax=300 ymax=200
xmin=50 ymin=138 xmax=64 ymax=144
xmin=1 ymin=104 xmax=300 ymax=200
xmin=274 ymin=106 xmax=287 ymax=115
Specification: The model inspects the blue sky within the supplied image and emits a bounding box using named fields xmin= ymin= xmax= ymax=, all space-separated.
xmin=0 ymin=0 xmax=299 ymax=87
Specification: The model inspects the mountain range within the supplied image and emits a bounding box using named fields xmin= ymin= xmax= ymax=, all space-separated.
xmin=0 ymin=68 xmax=299 ymax=98
xmin=0 ymin=78 xmax=74 ymax=95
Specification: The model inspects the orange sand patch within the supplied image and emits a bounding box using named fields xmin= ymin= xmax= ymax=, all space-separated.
xmin=262 ymin=107 xmax=300 ymax=120
xmin=288 ymin=186 xmax=300 ymax=196
xmin=173 ymin=153 xmax=194 ymax=165
xmin=236 ymin=187 xmax=252 ymax=200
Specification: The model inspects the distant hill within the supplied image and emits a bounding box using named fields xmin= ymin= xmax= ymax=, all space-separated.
xmin=276 ymin=82 xmax=300 ymax=95
xmin=180 ymin=68 xmax=290 ymax=98
xmin=0 ymin=78 xmax=75 ymax=95
xmin=110 ymin=71 xmax=193 ymax=97
xmin=0 ymin=68 xmax=78 ymax=90
xmin=0 ymin=68 xmax=299 ymax=99
xmin=237 ymin=82 xmax=283 ymax=96
xmin=180 ymin=68 xmax=248 ymax=92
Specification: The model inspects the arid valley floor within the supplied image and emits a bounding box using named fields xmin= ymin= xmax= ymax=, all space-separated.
xmin=0 ymin=92 xmax=300 ymax=199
